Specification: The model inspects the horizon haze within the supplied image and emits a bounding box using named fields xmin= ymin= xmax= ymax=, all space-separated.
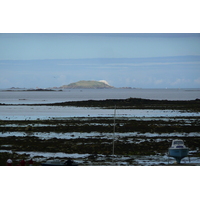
xmin=1 ymin=33 xmax=200 ymax=89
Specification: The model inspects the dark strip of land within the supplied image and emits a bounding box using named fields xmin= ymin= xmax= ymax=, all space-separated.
xmin=1 ymin=117 xmax=200 ymax=133
xmin=1 ymin=98 xmax=200 ymax=111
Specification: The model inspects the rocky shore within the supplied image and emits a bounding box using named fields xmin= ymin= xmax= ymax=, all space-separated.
xmin=1 ymin=98 xmax=200 ymax=166
xmin=1 ymin=98 xmax=200 ymax=112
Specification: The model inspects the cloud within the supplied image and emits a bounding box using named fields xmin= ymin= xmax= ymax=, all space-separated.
xmin=1 ymin=57 xmax=200 ymax=88
xmin=170 ymin=78 xmax=191 ymax=86
xmin=57 ymin=64 xmax=100 ymax=66
xmin=88 ymin=66 xmax=128 ymax=69
xmin=194 ymin=78 xmax=200 ymax=84
xmin=105 ymin=61 xmax=200 ymax=67
xmin=0 ymin=78 xmax=10 ymax=87
xmin=155 ymin=79 xmax=164 ymax=85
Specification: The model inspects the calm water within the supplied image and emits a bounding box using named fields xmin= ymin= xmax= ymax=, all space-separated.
xmin=0 ymin=105 xmax=200 ymax=120
xmin=0 ymin=88 xmax=200 ymax=104
xmin=1 ymin=89 xmax=200 ymax=120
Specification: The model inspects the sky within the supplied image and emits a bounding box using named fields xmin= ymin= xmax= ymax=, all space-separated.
xmin=1 ymin=33 xmax=200 ymax=88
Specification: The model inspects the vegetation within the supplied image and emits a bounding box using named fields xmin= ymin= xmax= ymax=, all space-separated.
xmin=61 ymin=80 xmax=114 ymax=89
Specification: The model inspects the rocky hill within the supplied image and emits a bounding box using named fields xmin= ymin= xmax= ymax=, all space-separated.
xmin=61 ymin=80 xmax=114 ymax=89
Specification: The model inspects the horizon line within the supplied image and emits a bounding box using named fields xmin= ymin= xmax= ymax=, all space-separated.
xmin=0 ymin=55 xmax=200 ymax=61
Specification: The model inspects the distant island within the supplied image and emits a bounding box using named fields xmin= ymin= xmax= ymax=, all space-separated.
xmin=5 ymin=88 xmax=62 ymax=92
xmin=5 ymin=80 xmax=137 ymax=90
xmin=60 ymin=80 xmax=114 ymax=89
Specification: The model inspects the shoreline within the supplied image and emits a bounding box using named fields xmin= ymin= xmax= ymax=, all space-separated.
xmin=1 ymin=98 xmax=200 ymax=166
xmin=1 ymin=115 xmax=200 ymax=166
xmin=1 ymin=98 xmax=200 ymax=112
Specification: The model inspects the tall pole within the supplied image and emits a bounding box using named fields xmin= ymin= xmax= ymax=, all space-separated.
xmin=112 ymin=105 xmax=116 ymax=164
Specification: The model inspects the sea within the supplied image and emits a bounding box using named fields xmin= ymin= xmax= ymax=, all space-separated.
xmin=1 ymin=88 xmax=200 ymax=104
xmin=0 ymin=88 xmax=200 ymax=120
xmin=1 ymin=88 xmax=200 ymax=166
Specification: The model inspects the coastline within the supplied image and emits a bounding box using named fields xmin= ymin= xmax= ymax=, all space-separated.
xmin=0 ymin=97 xmax=200 ymax=166
xmin=1 ymin=98 xmax=200 ymax=112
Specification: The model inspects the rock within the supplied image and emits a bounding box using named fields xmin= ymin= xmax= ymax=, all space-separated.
xmin=25 ymin=125 xmax=32 ymax=131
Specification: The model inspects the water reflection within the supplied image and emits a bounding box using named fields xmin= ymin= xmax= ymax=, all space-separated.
xmin=1 ymin=106 xmax=199 ymax=120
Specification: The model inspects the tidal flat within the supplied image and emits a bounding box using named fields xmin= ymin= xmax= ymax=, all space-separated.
xmin=0 ymin=98 xmax=200 ymax=166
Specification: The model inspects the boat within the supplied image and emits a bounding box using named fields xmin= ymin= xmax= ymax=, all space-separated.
xmin=168 ymin=139 xmax=189 ymax=164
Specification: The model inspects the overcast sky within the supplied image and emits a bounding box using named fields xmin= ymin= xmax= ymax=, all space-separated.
xmin=1 ymin=33 xmax=200 ymax=88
